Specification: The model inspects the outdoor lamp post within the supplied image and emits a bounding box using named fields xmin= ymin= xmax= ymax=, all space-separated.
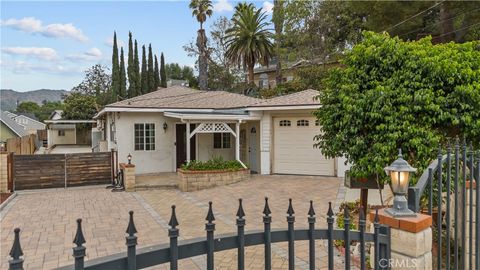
xmin=127 ymin=153 xmax=132 ymax=165
xmin=384 ymin=149 xmax=417 ymax=218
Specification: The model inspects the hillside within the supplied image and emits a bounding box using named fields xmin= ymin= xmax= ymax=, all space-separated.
xmin=0 ymin=89 xmax=67 ymax=111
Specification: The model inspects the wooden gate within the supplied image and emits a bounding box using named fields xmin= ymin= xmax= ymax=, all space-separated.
xmin=13 ymin=152 xmax=113 ymax=190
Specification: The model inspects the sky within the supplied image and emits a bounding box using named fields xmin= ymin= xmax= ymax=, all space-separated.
xmin=1 ymin=0 xmax=274 ymax=92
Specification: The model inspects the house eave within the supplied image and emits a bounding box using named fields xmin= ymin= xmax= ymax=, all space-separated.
xmin=246 ymin=104 xmax=321 ymax=111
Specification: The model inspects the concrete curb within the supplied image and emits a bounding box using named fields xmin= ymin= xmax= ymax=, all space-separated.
xmin=0 ymin=192 xmax=17 ymax=212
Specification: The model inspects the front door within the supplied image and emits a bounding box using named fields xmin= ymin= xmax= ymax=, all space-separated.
xmin=175 ymin=124 xmax=196 ymax=168
xmin=249 ymin=126 xmax=258 ymax=173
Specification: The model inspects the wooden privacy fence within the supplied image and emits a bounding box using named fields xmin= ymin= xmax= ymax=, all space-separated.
xmin=6 ymin=134 xmax=36 ymax=154
xmin=12 ymin=152 xmax=112 ymax=190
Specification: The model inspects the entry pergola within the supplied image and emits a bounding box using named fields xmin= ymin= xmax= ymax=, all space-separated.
xmin=164 ymin=111 xmax=261 ymax=168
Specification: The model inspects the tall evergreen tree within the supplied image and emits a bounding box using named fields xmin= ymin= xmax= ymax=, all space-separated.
xmin=134 ymin=40 xmax=140 ymax=96
xmin=154 ymin=55 xmax=160 ymax=89
xmin=119 ymin=47 xmax=127 ymax=99
xmin=160 ymin=53 xmax=167 ymax=87
xmin=147 ymin=44 xmax=155 ymax=92
xmin=127 ymin=32 xmax=136 ymax=98
xmin=140 ymin=45 xmax=148 ymax=94
xmin=111 ymin=31 xmax=120 ymax=102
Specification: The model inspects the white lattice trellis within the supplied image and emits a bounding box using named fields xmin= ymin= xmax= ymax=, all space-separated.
xmin=189 ymin=122 xmax=236 ymax=139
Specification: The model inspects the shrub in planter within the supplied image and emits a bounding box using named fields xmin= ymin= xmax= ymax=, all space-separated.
xmin=181 ymin=156 xmax=244 ymax=171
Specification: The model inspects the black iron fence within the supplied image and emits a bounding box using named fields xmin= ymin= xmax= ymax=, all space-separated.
xmin=8 ymin=198 xmax=391 ymax=270
xmin=408 ymin=139 xmax=480 ymax=270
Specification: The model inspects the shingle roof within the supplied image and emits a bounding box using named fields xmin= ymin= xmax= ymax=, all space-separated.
xmin=107 ymin=86 xmax=261 ymax=109
xmin=250 ymin=89 xmax=320 ymax=107
xmin=0 ymin=111 xmax=29 ymax=137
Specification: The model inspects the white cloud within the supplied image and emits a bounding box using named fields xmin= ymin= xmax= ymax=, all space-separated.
xmin=1 ymin=59 xmax=80 ymax=75
xmin=213 ymin=0 xmax=233 ymax=13
xmin=262 ymin=1 xmax=274 ymax=14
xmin=104 ymin=37 xmax=125 ymax=47
xmin=2 ymin=47 xmax=59 ymax=61
xmin=66 ymin=47 xmax=103 ymax=62
xmin=1 ymin=17 xmax=88 ymax=42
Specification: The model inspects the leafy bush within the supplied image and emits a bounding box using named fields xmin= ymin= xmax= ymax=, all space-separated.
xmin=181 ymin=156 xmax=244 ymax=171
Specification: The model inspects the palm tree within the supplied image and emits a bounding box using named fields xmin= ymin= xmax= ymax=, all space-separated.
xmin=189 ymin=0 xmax=213 ymax=90
xmin=225 ymin=4 xmax=274 ymax=84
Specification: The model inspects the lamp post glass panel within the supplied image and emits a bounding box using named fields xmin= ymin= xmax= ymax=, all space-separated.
xmin=384 ymin=149 xmax=417 ymax=217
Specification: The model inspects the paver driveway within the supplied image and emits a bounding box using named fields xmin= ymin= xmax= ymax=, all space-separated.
xmin=0 ymin=175 xmax=344 ymax=269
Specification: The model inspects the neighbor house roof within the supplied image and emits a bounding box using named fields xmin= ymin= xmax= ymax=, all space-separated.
xmin=107 ymin=86 xmax=261 ymax=109
xmin=0 ymin=111 xmax=29 ymax=137
xmin=249 ymin=89 xmax=320 ymax=108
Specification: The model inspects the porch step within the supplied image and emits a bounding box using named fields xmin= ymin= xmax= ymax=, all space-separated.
xmin=135 ymin=183 xmax=178 ymax=191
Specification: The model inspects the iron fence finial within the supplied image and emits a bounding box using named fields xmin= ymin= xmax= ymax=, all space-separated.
xmin=73 ymin=218 xmax=86 ymax=247
xmin=236 ymin=199 xmax=245 ymax=219
xmin=9 ymin=228 xmax=23 ymax=260
xmin=308 ymin=200 xmax=315 ymax=217
xmin=374 ymin=209 xmax=379 ymax=223
xmin=263 ymin=197 xmax=271 ymax=216
xmin=287 ymin=198 xmax=294 ymax=216
xmin=169 ymin=205 xmax=179 ymax=229
xmin=126 ymin=211 xmax=138 ymax=236
xmin=206 ymin=201 xmax=215 ymax=223
xmin=344 ymin=205 xmax=350 ymax=219
xmin=359 ymin=206 xmax=365 ymax=221
xmin=327 ymin=202 xmax=334 ymax=217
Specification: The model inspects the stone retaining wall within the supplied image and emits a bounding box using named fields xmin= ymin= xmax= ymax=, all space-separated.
xmin=178 ymin=168 xmax=250 ymax=192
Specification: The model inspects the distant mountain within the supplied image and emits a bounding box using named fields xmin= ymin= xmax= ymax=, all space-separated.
xmin=0 ymin=89 xmax=68 ymax=111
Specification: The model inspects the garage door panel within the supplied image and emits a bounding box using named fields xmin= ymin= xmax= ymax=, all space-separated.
xmin=273 ymin=117 xmax=335 ymax=176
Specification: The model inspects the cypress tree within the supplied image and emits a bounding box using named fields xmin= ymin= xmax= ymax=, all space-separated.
xmin=154 ymin=55 xmax=160 ymax=89
xmin=147 ymin=44 xmax=155 ymax=92
xmin=140 ymin=45 xmax=148 ymax=94
xmin=127 ymin=32 xmax=136 ymax=98
xmin=119 ymin=47 xmax=127 ymax=99
xmin=111 ymin=31 xmax=120 ymax=102
xmin=134 ymin=40 xmax=140 ymax=96
xmin=160 ymin=52 xmax=167 ymax=88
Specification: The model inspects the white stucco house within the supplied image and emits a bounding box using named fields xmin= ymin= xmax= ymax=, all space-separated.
xmin=95 ymin=86 xmax=349 ymax=176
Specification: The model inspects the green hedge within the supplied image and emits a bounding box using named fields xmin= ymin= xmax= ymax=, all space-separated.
xmin=181 ymin=157 xmax=244 ymax=171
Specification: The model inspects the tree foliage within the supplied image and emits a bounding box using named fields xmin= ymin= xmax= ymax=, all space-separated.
xmin=314 ymin=32 xmax=480 ymax=183
xmin=160 ymin=53 xmax=167 ymax=87
xmin=111 ymin=31 xmax=120 ymax=103
xmin=16 ymin=101 xmax=64 ymax=122
xmin=62 ymin=92 xmax=98 ymax=120
xmin=71 ymin=64 xmax=111 ymax=106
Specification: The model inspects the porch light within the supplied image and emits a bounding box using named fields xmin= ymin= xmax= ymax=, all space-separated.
xmin=163 ymin=122 xmax=168 ymax=132
xmin=0 ymin=142 xmax=4 ymax=151
xmin=384 ymin=149 xmax=417 ymax=218
xmin=127 ymin=153 xmax=132 ymax=165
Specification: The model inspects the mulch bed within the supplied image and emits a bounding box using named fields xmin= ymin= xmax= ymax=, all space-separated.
xmin=1 ymin=193 xmax=12 ymax=204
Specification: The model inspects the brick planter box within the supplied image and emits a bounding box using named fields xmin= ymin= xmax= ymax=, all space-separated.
xmin=177 ymin=168 xmax=250 ymax=192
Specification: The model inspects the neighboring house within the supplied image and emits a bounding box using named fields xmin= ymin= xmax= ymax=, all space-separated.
xmin=0 ymin=111 xmax=29 ymax=142
xmin=95 ymin=85 xmax=349 ymax=176
xmin=10 ymin=112 xmax=46 ymax=133
xmin=167 ymin=79 xmax=189 ymax=87
xmin=253 ymin=59 xmax=339 ymax=89
xmin=49 ymin=110 xmax=63 ymax=120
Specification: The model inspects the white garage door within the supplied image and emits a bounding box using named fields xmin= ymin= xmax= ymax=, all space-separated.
xmin=273 ymin=117 xmax=335 ymax=176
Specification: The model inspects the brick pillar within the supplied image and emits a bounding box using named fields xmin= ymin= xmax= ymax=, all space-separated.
xmin=120 ymin=163 xmax=135 ymax=192
xmin=0 ymin=152 xmax=8 ymax=193
xmin=370 ymin=209 xmax=433 ymax=269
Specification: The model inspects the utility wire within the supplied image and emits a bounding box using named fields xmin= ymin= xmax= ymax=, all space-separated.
xmin=398 ymin=7 xmax=480 ymax=38
xmin=436 ymin=21 xmax=480 ymax=39
xmin=383 ymin=1 xmax=445 ymax=32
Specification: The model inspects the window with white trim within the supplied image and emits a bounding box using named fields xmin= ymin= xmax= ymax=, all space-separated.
xmin=213 ymin=133 xmax=230 ymax=149
xmin=134 ymin=123 xmax=155 ymax=151
xmin=279 ymin=120 xmax=291 ymax=127
xmin=58 ymin=130 xmax=66 ymax=136
xmin=297 ymin=120 xmax=309 ymax=126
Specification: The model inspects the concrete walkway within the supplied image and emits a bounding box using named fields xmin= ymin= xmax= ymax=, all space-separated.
xmin=1 ymin=175 xmax=345 ymax=269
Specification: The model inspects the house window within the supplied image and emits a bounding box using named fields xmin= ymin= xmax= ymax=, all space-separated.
xmin=134 ymin=123 xmax=155 ymax=151
xmin=214 ymin=133 xmax=230 ymax=149
xmin=58 ymin=130 xmax=66 ymax=136
xmin=110 ymin=122 xmax=116 ymax=142
xmin=315 ymin=119 xmax=320 ymax=126
xmin=297 ymin=120 xmax=309 ymax=126
xmin=279 ymin=120 xmax=291 ymax=127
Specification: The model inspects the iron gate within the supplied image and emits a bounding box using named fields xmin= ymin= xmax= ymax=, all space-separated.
xmin=8 ymin=198 xmax=391 ymax=270
xmin=408 ymin=139 xmax=480 ymax=270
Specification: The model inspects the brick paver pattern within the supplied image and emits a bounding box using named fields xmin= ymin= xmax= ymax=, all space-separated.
xmin=1 ymin=175 xmax=346 ymax=269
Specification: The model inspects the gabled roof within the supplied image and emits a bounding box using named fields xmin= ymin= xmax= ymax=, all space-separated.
xmin=0 ymin=111 xmax=29 ymax=137
xmin=250 ymin=89 xmax=320 ymax=107
xmin=107 ymin=86 xmax=261 ymax=109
